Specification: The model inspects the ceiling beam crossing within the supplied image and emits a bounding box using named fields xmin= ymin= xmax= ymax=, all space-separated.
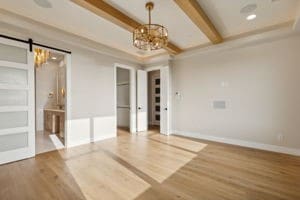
xmin=71 ymin=0 xmax=182 ymax=54
xmin=174 ymin=0 xmax=223 ymax=44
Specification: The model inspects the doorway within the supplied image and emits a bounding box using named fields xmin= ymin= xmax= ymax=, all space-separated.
xmin=34 ymin=48 xmax=66 ymax=154
xmin=115 ymin=64 xmax=137 ymax=136
xmin=136 ymin=66 xmax=171 ymax=135
xmin=147 ymin=70 xmax=160 ymax=131
xmin=0 ymin=36 xmax=71 ymax=165
xmin=116 ymin=67 xmax=130 ymax=136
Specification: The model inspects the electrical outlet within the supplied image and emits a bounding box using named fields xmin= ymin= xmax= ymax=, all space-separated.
xmin=277 ymin=133 xmax=284 ymax=142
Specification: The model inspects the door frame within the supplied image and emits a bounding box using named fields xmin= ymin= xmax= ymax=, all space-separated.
xmin=145 ymin=65 xmax=171 ymax=135
xmin=114 ymin=63 xmax=137 ymax=133
xmin=32 ymin=45 xmax=72 ymax=150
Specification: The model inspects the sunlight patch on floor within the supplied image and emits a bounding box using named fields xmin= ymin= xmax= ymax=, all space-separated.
xmin=49 ymin=134 xmax=64 ymax=149
xmin=98 ymin=135 xmax=197 ymax=183
xmin=65 ymin=151 xmax=150 ymax=200
xmin=149 ymin=134 xmax=207 ymax=152
xmin=36 ymin=131 xmax=64 ymax=154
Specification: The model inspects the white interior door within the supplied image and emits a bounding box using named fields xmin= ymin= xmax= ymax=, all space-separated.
xmin=160 ymin=66 xmax=170 ymax=135
xmin=129 ymin=68 xmax=137 ymax=133
xmin=0 ymin=38 xmax=35 ymax=165
xmin=137 ymin=70 xmax=147 ymax=132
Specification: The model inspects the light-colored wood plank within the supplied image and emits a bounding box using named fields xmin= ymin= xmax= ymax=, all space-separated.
xmin=1 ymin=129 xmax=300 ymax=200
xmin=66 ymin=151 xmax=150 ymax=200
xmin=98 ymin=134 xmax=197 ymax=183
xmin=149 ymin=134 xmax=207 ymax=152
xmin=174 ymin=0 xmax=223 ymax=44
xmin=71 ymin=0 xmax=182 ymax=55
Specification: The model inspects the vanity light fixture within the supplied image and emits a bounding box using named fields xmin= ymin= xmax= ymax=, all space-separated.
xmin=246 ymin=14 xmax=257 ymax=20
xmin=34 ymin=48 xmax=50 ymax=68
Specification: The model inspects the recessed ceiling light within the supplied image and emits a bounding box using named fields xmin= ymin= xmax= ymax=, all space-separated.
xmin=247 ymin=14 xmax=257 ymax=21
xmin=51 ymin=57 xmax=57 ymax=60
xmin=33 ymin=0 xmax=52 ymax=8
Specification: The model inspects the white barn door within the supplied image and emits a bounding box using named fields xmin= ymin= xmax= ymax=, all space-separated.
xmin=137 ymin=70 xmax=148 ymax=132
xmin=0 ymin=38 xmax=35 ymax=165
xmin=160 ymin=66 xmax=171 ymax=135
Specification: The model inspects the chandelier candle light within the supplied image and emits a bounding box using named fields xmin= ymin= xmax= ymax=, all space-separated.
xmin=34 ymin=48 xmax=50 ymax=68
xmin=133 ymin=2 xmax=168 ymax=51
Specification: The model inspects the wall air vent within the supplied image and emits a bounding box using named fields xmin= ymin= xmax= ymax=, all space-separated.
xmin=213 ymin=101 xmax=226 ymax=109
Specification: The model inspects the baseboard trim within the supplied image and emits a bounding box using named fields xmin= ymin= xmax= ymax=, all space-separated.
xmin=93 ymin=134 xmax=116 ymax=142
xmin=67 ymin=134 xmax=116 ymax=148
xmin=67 ymin=138 xmax=91 ymax=148
xmin=173 ymin=130 xmax=300 ymax=156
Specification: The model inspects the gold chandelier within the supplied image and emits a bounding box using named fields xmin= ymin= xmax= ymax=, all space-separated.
xmin=133 ymin=2 xmax=168 ymax=51
xmin=34 ymin=48 xmax=50 ymax=68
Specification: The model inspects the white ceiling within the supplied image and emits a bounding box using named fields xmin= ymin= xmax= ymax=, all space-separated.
xmin=0 ymin=0 xmax=299 ymax=58
xmin=198 ymin=0 xmax=299 ymax=37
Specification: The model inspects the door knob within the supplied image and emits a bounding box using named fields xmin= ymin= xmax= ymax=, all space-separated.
xmin=164 ymin=108 xmax=168 ymax=111
xmin=138 ymin=107 xmax=142 ymax=110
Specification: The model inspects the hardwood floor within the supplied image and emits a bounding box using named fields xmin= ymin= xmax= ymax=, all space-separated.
xmin=1 ymin=129 xmax=300 ymax=200
xmin=36 ymin=131 xmax=64 ymax=154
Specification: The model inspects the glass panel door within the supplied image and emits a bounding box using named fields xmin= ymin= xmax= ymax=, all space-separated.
xmin=0 ymin=38 xmax=35 ymax=165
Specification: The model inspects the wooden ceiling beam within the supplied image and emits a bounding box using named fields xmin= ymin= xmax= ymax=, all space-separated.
xmin=174 ymin=0 xmax=223 ymax=44
xmin=71 ymin=0 xmax=182 ymax=55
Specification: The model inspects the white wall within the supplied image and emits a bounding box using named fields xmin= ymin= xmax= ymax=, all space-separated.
xmin=68 ymin=47 xmax=138 ymax=146
xmin=35 ymin=61 xmax=59 ymax=131
xmin=172 ymin=34 xmax=300 ymax=151
xmin=294 ymin=2 xmax=300 ymax=31
xmin=58 ymin=63 xmax=66 ymax=106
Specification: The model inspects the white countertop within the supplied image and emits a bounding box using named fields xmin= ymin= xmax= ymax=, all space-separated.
xmin=44 ymin=108 xmax=65 ymax=113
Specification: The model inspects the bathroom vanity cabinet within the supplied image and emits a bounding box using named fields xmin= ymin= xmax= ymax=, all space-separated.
xmin=44 ymin=109 xmax=65 ymax=142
